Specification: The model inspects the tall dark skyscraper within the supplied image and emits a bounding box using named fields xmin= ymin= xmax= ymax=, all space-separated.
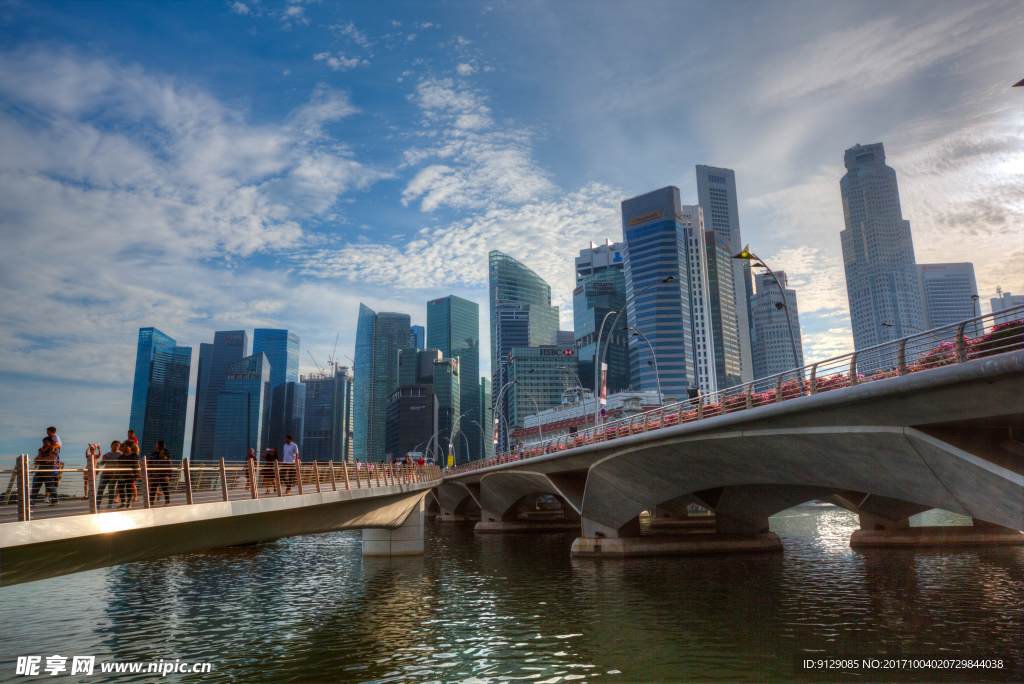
xmin=354 ymin=304 xmax=411 ymax=462
xmin=191 ymin=330 xmax=248 ymax=462
xmin=696 ymin=165 xmax=754 ymax=383
xmin=301 ymin=366 xmax=354 ymax=462
xmin=573 ymin=268 xmax=630 ymax=394
xmin=214 ymin=352 xmax=271 ymax=461
xmin=427 ymin=295 xmax=481 ymax=461
xmin=479 ymin=377 xmax=492 ymax=459
xmin=253 ymin=329 xmax=299 ymax=390
xmin=840 ymin=142 xmax=925 ymax=350
xmin=410 ymin=325 xmax=425 ymax=350
xmin=704 ymin=230 xmax=743 ymax=389
xmin=128 ymin=327 xmax=192 ymax=459
xmin=269 ymin=381 xmax=306 ymax=454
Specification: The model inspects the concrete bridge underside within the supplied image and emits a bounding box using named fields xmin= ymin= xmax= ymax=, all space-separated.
xmin=2 ymin=484 xmax=435 ymax=586
xmin=440 ymin=352 xmax=1024 ymax=555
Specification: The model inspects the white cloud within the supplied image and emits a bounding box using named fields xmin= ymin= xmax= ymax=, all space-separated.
xmin=456 ymin=63 xmax=477 ymax=76
xmin=407 ymin=33 xmax=417 ymax=41
xmin=230 ymin=2 xmax=250 ymax=15
xmin=313 ymin=52 xmax=369 ymax=71
xmin=330 ymin=21 xmax=372 ymax=48
xmin=0 ymin=47 xmax=385 ymax=399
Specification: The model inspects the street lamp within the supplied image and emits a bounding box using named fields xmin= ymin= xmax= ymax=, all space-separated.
xmin=625 ymin=326 xmax=662 ymax=406
xmin=556 ymin=365 xmax=590 ymax=431
xmin=492 ymin=379 xmax=518 ymax=453
xmin=594 ymin=275 xmax=675 ymax=429
xmin=520 ymin=388 xmax=543 ymax=445
xmin=448 ymin=410 xmax=473 ymax=467
xmin=732 ymin=246 xmax=800 ymax=370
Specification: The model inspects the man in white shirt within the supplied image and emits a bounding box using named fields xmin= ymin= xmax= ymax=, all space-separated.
xmin=281 ymin=436 xmax=299 ymax=494
xmin=46 ymin=427 xmax=62 ymax=455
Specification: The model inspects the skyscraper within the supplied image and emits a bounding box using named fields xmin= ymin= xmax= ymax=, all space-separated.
xmin=840 ymin=142 xmax=925 ymax=350
xmin=750 ymin=271 xmax=805 ymax=379
xmin=128 ymin=327 xmax=192 ymax=459
xmin=506 ymin=345 xmax=579 ymax=438
xmin=214 ymin=353 xmax=272 ymax=461
xmin=269 ymin=381 xmax=306 ymax=455
xmin=575 ymin=240 xmax=625 ymax=283
xmin=189 ymin=343 xmax=213 ymax=459
xmin=573 ymin=268 xmax=629 ymax=395
xmin=917 ymin=263 xmax=979 ymax=329
xmin=991 ymin=288 xmax=1024 ymax=326
xmin=427 ymin=295 xmax=481 ymax=461
xmin=621 ymin=187 xmax=716 ymax=400
xmin=479 ymin=377 xmax=492 ymax=459
xmin=253 ymin=329 xmax=299 ymax=390
xmin=488 ymin=250 xmax=559 ymax=391
xmin=696 ymin=165 xmax=754 ymax=383
xmin=410 ymin=325 xmax=425 ymax=350
xmin=704 ymin=230 xmax=743 ymax=389
xmin=301 ymin=366 xmax=354 ymax=462
xmin=353 ymin=304 xmax=411 ymax=463
xmin=488 ymin=251 xmax=559 ymax=446
xmin=191 ymin=330 xmax=248 ymax=462
xmin=394 ymin=348 xmax=461 ymax=462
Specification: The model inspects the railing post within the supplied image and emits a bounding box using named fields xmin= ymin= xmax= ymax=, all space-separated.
xmin=809 ymin=364 xmax=818 ymax=394
xmin=365 ymin=463 xmax=373 ymax=488
xmin=342 ymin=461 xmax=351 ymax=490
xmin=274 ymin=460 xmax=283 ymax=496
xmin=374 ymin=464 xmax=381 ymax=487
xmin=897 ymin=339 xmax=908 ymax=376
xmin=249 ymin=459 xmax=259 ymax=499
xmin=354 ymin=463 xmax=362 ymax=488
xmin=295 ymin=458 xmax=303 ymax=495
xmin=775 ymin=376 xmax=783 ymax=403
xmin=745 ymin=384 xmax=754 ymax=409
xmin=849 ymin=352 xmax=859 ymax=386
xmin=182 ymin=458 xmax=194 ymax=505
xmin=17 ymin=455 xmax=30 ymax=522
xmin=218 ymin=458 xmax=229 ymax=502
xmin=697 ymin=400 xmax=704 ymax=420
xmin=313 ymin=461 xmax=322 ymax=493
xmin=86 ymin=453 xmax=98 ymax=514
xmin=329 ymin=460 xmax=337 ymax=491
xmin=955 ymin=322 xmax=968 ymax=363
xmin=141 ymin=457 xmax=152 ymax=509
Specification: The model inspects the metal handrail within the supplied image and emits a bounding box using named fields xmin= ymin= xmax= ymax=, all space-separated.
xmin=449 ymin=306 xmax=1023 ymax=475
xmin=1 ymin=458 xmax=442 ymax=523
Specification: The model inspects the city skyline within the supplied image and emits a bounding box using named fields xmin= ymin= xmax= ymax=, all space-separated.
xmin=2 ymin=1 xmax=1021 ymax=457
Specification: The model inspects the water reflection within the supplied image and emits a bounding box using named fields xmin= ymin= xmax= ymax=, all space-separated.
xmin=0 ymin=507 xmax=1020 ymax=683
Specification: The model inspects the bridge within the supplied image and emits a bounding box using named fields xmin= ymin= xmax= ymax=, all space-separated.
xmin=439 ymin=309 xmax=1024 ymax=556
xmin=1 ymin=459 xmax=440 ymax=586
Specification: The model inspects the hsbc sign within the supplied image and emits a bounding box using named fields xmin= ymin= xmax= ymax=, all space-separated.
xmin=540 ymin=348 xmax=575 ymax=356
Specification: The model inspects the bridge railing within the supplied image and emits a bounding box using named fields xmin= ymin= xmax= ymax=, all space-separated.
xmin=449 ymin=305 xmax=1023 ymax=475
xmin=1 ymin=457 xmax=442 ymax=524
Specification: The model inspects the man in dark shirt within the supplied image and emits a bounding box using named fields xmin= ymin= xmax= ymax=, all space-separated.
xmin=30 ymin=437 xmax=60 ymax=506
xmin=115 ymin=442 xmax=140 ymax=509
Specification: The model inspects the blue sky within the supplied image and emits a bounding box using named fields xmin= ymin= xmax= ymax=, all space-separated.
xmin=1 ymin=0 xmax=1021 ymax=457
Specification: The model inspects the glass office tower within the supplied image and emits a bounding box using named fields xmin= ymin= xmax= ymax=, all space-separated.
xmin=696 ymin=165 xmax=754 ymax=383
xmin=301 ymin=366 xmax=354 ymax=462
xmin=840 ymin=142 xmax=925 ymax=350
xmin=573 ymin=268 xmax=629 ymax=395
xmin=269 ymin=381 xmax=306 ymax=454
xmin=916 ymin=263 xmax=979 ymax=328
xmin=506 ymin=345 xmax=579 ymax=437
xmin=189 ymin=343 xmax=213 ymax=459
xmin=354 ymin=304 xmax=411 ymax=462
xmin=395 ymin=348 xmax=462 ymax=462
xmin=479 ymin=377 xmax=492 ymax=459
xmin=427 ymin=295 xmax=481 ymax=461
xmin=410 ymin=325 xmax=425 ymax=350
xmin=213 ymin=353 xmax=272 ymax=461
xmin=704 ymin=231 xmax=743 ymax=389
xmin=129 ymin=327 xmax=192 ymax=458
xmin=192 ymin=330 xmax=248 ymax=462
xmin=750 ymin=271 xmax=805 ymax=378
xmin=253 ymin=329 xmax=299 ymax=390
xmin=621 ymin=187 xmax=713 ymax=401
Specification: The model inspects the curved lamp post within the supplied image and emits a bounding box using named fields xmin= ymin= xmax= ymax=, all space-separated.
xmin=448 ymin=410 xmax=472 ymax=466
xmin=594 ymin=276 xmax=675 ymax=429
xmin=732 ymin=246 xmax=800 ymax=370
xmin=556 ymin=365 xmax=590 ymax=431
xmin=625 ymin=326 xmax=662 ymax=406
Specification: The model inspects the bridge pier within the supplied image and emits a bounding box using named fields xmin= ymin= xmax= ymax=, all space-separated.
xmin=570 ymin=515 xmax=781 ymax=557
xmin=362 ymin=499 xmax=425 ymax=557
xmin=850 ymin=516 xmax=1024 ymax=548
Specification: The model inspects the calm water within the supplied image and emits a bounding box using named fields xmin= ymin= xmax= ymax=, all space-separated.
xmin=1 ymin=506 xmax=1021 ymax=683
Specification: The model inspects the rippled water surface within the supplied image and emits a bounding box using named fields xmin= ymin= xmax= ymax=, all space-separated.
xmin=1 ymin=506 xmax=1021 ymax=683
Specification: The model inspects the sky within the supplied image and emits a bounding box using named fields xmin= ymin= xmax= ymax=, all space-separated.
xmin=1 ymin=0 xmax=1021 ymax=458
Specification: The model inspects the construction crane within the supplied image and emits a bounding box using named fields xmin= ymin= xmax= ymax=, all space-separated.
xmin=307 ymin=351 xmax=324 ymax=375
xmin=327 ymin=333 xmax=340 ymax=367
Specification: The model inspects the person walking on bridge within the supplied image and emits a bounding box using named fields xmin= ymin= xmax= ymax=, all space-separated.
xmin=96 ymin=441 xmax=120 ymax=509
xmin=281 ymin=436 xmax=298 ymax=495
xmin=115 ymin=441 xmax=139 ymax=509
xmin=149 ymin=447 xmax=172 ymax=506
xmin=261 ymin=448 xmax=279 ymax=494
xmin=30 ymin=436 xmax=60 ymax=507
